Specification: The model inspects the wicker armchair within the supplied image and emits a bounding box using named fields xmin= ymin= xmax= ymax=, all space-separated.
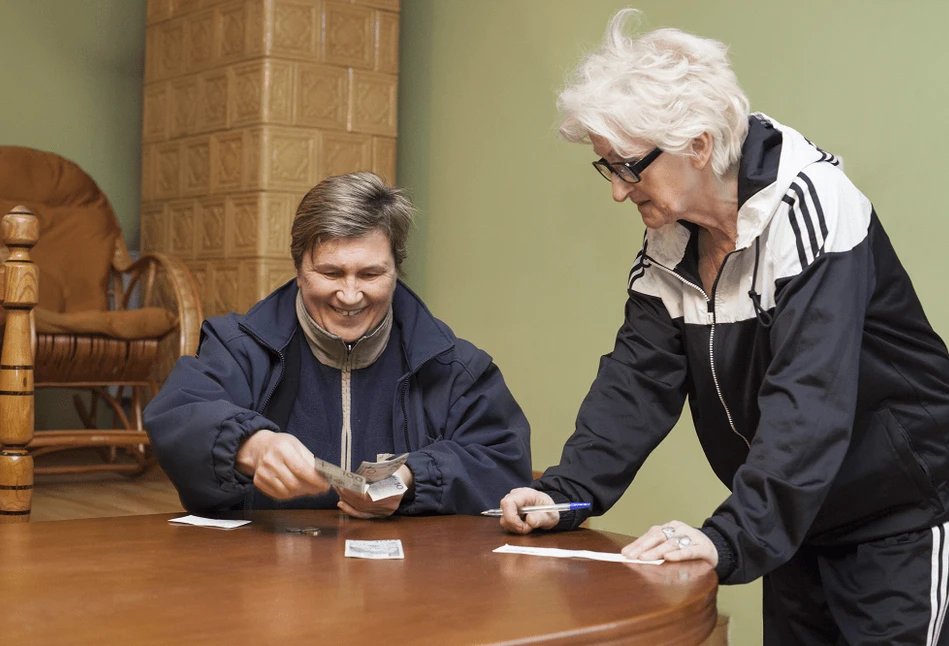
xmin=0 ymin=146 xmax=201 ymax=488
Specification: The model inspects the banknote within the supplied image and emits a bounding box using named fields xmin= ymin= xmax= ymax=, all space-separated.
xmin=366 ymin=473 xmax=407 ymax=501
xmin=313 ymin=457 xmax=367 ymax=494
xmin=354 ymin=453 xmax=409 ymax=483
xmin=345 ymin=539 xmax=405 ymax=559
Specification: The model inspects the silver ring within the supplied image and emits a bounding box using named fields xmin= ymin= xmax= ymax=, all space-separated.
xmin=674 ymin=535 xmax=692 ymax=550
xmin=661 ymin=526 xmax=675 ymax=539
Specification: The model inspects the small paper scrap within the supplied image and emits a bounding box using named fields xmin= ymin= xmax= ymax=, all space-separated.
xmin=345 ymin=539 xmax=405 ymax=559
xmin=493 ymin=544 xmax=663 ymax=565
xmin=168 ymin=515 xmax=251 ymax=530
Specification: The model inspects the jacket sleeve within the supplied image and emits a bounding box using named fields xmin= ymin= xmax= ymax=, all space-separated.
xmin=144 ymin=319 xmax=280 ymax=513
xmin=535 ymin=289 xmax=690 ymax=530
xmin=701 ymin=172 xmax=876 ymax=584
xmin=400 ymin=344 xmax=533 ymax=515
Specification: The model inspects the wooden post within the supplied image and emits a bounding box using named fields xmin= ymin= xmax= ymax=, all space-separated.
xmin=0 ymin=206 xmax=38 ymax=522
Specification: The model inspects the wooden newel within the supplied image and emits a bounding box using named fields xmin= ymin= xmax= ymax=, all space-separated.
xmin=0 ymin=206 xmax=38 ymax=522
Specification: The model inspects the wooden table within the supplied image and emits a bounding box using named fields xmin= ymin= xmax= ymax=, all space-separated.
xmin=0 ymin=511 xmax=719 ymax=645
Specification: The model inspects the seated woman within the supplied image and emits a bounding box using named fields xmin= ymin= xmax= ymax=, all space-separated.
xmin=144 ymin=172 xmax=532 ymax=518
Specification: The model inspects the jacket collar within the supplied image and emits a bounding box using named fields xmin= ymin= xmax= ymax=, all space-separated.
xmin=295 ymin=291 xmax=393 ymax=370
xmin=643 ymin=112 xmax=831 ymax=269
xmin=240 ymin=279 xmax=455 ymax=373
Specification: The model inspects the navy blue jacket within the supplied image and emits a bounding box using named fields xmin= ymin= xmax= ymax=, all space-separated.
xmin=144 ymin=280 xmax=532 ymax=515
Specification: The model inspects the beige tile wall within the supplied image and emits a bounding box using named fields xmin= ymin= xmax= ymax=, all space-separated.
xmin=142 ymin=0 xmax=399 ymax=316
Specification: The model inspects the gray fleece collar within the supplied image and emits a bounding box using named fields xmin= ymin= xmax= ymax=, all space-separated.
xmin=295 ymin=291 xmax=392 ymax=370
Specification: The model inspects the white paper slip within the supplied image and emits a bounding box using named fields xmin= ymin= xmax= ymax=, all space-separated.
xmin=366 ymin=473 xmax=407 ymax=501
xmin=493 ymin=544 xmax=663 ymax=565
xmin=168 ymin=515 xmax=251 ymax=530
xmin=345 ymin=539 xmax=405 ymax=560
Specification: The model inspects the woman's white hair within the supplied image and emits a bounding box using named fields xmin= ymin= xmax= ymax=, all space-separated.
xmin=558 ymin=8 xmax=750 ymax=178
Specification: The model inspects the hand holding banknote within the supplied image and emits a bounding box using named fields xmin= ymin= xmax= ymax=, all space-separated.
xmin=235 ymin=430 xmax=330 ymax=500
xmin=336 ymin=464 xmax=414 ymax=519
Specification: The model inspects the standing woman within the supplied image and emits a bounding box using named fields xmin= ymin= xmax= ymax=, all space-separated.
xmin=499 ymin=8 xmax=949 ymax=645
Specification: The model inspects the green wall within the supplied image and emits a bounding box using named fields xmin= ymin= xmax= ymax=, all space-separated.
xmin=398 ymin=1 xmax=949 ymax=644
xmin=0 ymin=0 xmax=147 ymax=426
xmin=0 ymin=0 xmax=146 ymax=249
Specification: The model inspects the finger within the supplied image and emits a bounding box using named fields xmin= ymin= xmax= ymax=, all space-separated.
xmin=662 ymin=546 xmax=700 ymax=562
xmin=621 ymin=536 xmax=650 ymax=558
xmin=337 ymin=500 xmax=373 ymax=519
xmin=499 ymin=488 xmax=535 ymax=534
xmin=259 ymin=451 xmax=304 ymax=488
xmin=281 ymin=450 xmax=329 ymax=490
xmin=254 ymin=472 xmax=291 ymax=500
xmin=335 ymin=489 xmax=391 ymax=517
xmin=499 ymin=506 xmax=533 ymax=534
xmin=622 ymin=530 xmax=667 ymax=559
xmin=335 ymin=487 xmax=369 ymax=505
xmin=662 ymin=540 xmax=717 ymax=566
xmin=499 ymin=509 xmax=532 ymax=534
xmin=638 ymin=530 xmax=704 ymax=562
xmin=291 ymin=439 xmax=316 ymax=463
xmin=524 ymin=511 xmax=559 ymax=530
xmin=288 ymin=468 xmax=329 ymax=495
xmin=268 ymin=463 xmax=306 ymax=496
xmin=295 ymin=467 xmax=329 ymax=491
xmin=637 ymin=543 xmax=679 ymax=562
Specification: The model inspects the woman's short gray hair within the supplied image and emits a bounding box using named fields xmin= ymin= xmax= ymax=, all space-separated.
xmin=558 ymin=8 xmax=750 ymax=178
xmin=290 ymin=171 xmax=415 ymax=274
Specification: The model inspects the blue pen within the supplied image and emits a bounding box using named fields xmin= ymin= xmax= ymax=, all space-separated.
xmin=480 ymin=502 xmax=591 ymax=517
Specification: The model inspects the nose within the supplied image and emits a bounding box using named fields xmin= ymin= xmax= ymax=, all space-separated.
xmin=336 ymin=277 xmax=363 ymax=306
xmin=611 ymin=174 xmax=639 ymax=203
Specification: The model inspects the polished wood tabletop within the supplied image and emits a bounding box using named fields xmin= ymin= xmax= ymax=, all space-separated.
xmin=0 ymin=511 xmax=718 ymax=645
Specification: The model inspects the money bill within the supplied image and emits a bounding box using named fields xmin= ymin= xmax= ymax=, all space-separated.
xmin=345 ymin=539 xmax=405 ymax=559
xmin=314 ymin=457 xmax=367 ymax=493
xmin=366 ymin=473 xmax=407 ymax=501
xmin=355 ymin=453 xmax=409 ymax=483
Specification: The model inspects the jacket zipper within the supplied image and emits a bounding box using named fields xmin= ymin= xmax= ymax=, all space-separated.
xmin=240 ymin=324 xmax=285 ymax=415
xmin=644 ymin=254 xmax=751 ymax=449
xmin=340 ymin=353 xmax=353 ymax=470
xmin=244 ymin=321 xmax=456 ymax=460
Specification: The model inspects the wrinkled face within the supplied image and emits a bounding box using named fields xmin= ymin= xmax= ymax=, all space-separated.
xmin=296 ymin=229 xmax=397 ymax=343
xmin=590 ymin=133 xmax=703 ymax=230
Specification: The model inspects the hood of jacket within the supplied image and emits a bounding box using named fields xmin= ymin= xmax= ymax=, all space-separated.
xmin=643 ymin=113 xmax=839 ymax=269
xmin=238 ymin=278 xmax=456 ymax=372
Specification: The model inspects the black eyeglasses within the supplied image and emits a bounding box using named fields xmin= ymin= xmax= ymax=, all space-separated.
xmin=592 ymin=147 xmax=662 ymax=184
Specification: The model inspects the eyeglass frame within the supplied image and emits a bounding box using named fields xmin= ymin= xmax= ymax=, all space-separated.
xmin=592 ymin=147 xmax=663 ymax=184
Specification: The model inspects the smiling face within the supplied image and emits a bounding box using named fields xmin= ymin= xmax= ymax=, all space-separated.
xmin=590 ymin=133 xmax=708 ymax=230
xmin=296 ymin=229 xmax=397 ymax=343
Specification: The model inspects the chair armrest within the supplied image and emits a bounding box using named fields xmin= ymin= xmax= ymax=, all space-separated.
xmin=122 ymin=252 xmax=203 ymax=359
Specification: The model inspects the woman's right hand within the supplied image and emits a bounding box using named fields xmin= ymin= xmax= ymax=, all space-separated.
xmin=236 ymin=430 xmax=330 ymax=500
xmin=499 ymin=487 xmax=559 ymax=534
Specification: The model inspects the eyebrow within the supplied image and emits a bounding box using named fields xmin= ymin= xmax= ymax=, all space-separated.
xmin=312 ymin=263 xmax=391 ymax=273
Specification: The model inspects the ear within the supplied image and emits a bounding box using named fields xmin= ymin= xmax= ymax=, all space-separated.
xmin=690 ymin=132 xmax=714 ymax=170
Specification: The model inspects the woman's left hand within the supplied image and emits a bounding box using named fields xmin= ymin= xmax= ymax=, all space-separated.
xmin=621 ymin=520 xmax=719 ymax=568
xmin=336 ymin=465 xmax=414 ymax=519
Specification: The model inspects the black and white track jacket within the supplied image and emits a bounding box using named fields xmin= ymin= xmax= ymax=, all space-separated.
xmin=536 ymin=113 xmax=949 ymax=584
